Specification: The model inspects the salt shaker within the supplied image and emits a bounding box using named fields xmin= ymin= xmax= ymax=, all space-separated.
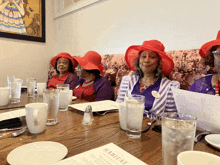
xmin=82 ymin=105 xmax=93 ymax=125
xmin=88 ymin=105 xmax=94 ymax=121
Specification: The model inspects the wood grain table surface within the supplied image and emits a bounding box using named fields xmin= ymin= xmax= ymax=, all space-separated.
xmin=0 ymin=93 xmax=220 ymax=165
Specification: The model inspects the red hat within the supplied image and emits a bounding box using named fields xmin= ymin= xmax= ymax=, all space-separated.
xmin=72 ymin=51 xmax=104 ymax=75
xmin=50 ymin=52 xmax=78 ymax=69
xmin=125 ymin=40 xmax=174 ymax=76
xmin=199 ymin=30 xmax=220 ymax=58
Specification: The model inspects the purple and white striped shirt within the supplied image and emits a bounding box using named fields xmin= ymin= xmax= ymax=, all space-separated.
xmin=116 ymin=74 xmax=180 ymax=117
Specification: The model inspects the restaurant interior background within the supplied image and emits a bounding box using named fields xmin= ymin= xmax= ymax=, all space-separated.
xmin=0 ymin=0 xmax=219 ymax=87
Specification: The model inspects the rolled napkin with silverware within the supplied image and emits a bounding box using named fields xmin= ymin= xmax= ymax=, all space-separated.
xmin=0 ymin=118 xmax=22 ymax=129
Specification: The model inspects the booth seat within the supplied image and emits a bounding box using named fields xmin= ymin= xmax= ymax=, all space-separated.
xmin=48 ymin=49 xmax=211 ymax=100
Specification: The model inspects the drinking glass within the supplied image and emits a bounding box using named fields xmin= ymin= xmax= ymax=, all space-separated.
xmin=162 ymin=112 xmax=197 ymax=165
xmin=118 ymin=100 xmax=127 ymax=130
xmin=37 ymin=83 xmax=46 ymax=96
xmin=10 ymin=78 xmax=23 ymax=103
xmin=43 ymin=89 xmax=60 ymax=125
xmin=7 ymin=75 xmax=15 ymax=99
xmin=68 ymin=90 xmax=73 ymax=105
xmin=7 ymin=75 xmax=15 ymax=86
xmin=27 ymin=78 xmax=36 ymax=97
xmin=0 ymin=87 xmax=10 ymax=106
xmin=126 ymin=94 xmax=145 ymax=138
xmin=56 ymin=84 xmax=69 ymax=111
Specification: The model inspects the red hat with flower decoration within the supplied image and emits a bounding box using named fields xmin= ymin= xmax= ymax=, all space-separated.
xmin=125 ymin=40 xmax=174 ymax=76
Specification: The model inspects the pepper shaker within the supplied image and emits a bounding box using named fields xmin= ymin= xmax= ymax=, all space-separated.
xmin=87 ymin=105 xmax=94 ymax=121
xmin=82 ymin=105 xmax=93 ymax=125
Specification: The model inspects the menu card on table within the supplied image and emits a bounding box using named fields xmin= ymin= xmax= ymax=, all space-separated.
xmin=53 ymin=143 xmax=148 ymax=165
xmin=171 ymin=87 xmax=220 ymax=133
xmin=69 ymin=100 xmax=119 ymax=112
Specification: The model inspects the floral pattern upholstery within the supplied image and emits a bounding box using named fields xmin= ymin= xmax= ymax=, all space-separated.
xmin=48 ymin=64 xmax=57 ymax=80
xmin=166 ymin=49 xmax=206 ymax=90
xmin=48 ymin=49 xmax=209 ymax=100
xmin=101 ymin=49 xmax=209 ymax=100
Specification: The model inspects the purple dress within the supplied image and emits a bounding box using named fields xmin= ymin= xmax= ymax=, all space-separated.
xmin=131 ymin=78 xmax=161 ymax=110
xmin=189 ymin=74 xmax=215 ymax=95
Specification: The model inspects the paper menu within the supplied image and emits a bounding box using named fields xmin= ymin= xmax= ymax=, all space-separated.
xmin=0 ymin=109 xmax=25 ymax=121
xmin=171 ymin=87 xmax=220 ymax=133
xmin=69 ymin=100 xmax=119 ymax=112
xmin=53 ymin=143 xmax=148 ymax=165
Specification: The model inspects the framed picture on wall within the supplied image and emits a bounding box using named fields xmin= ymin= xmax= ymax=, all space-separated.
xmin=0 ymin=0 xmax=45 ymax=42
xmin=54 ymin=0 xmax=102 ymax=19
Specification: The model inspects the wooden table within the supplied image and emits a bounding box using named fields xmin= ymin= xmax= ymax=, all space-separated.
xmin=0 ymin=94 xmax=220 ymax=165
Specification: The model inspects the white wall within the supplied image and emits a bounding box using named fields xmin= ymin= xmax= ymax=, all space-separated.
xmin=0 ymin=0 xmax=56 ymax=87
xmin=53 ymin=0 xmax=220 ymax=56
xmin=1 ymin=0 xmax=219 ymax=86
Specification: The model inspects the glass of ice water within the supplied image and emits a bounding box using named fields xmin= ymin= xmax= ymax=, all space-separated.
xmin=126 ymin=94 xmax=145 ymax=139
xmin=10 ymin=78 xmax=23 ymax=103
xmin=162 ymin=112 xmax=197 ymax=165
xmin=56 ymin=84 xmax=69 ymax=111
xmin=26 ymin=78 xmax=36 ymax=97
xmin=43 ymin=89 xmax=60 ymax=125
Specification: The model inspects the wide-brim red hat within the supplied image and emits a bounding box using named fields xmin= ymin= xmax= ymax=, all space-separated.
xmin=199 ymin=30 xmax=220 ymax=58
xmin=50 ymin=52 xmax=78 ymax=69
xmin=125 ymin=40 xmax=174 ymax=76
xmin=72 ymin=51 xmax=104 ymax=75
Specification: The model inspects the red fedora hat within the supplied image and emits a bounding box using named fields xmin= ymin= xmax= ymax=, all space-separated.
xmin=72 ymin=51 xmax=104 ymax=75
xmin=125 ymin=40 xmax=174 ymax=76
xmin=50 ymin=52 xmax=78 ymax=69
xmin=199 ymin=30 xmax=220 ymax=58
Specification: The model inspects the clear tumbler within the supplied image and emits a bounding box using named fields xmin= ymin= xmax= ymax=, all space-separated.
xmin=162 ymin=112 xmax=197 ymax=165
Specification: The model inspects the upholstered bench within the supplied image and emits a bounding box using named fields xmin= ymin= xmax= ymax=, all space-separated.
xmin=48 ymin=49 xmax=214 ymax=100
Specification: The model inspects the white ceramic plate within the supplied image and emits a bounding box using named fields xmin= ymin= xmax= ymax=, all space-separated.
xmin=7 ymin=141 xmax=68 ymax=165
xmin=205 ymin=134 xmax=220 ymax=149
xmin=72 ymin=96 xmax=77 ymax=100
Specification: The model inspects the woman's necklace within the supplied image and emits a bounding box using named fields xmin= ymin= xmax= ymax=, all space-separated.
xmin=139 ymin=78 xmax=158 ymax=93
xmin=83 ymin=78 xmax=95 ymax=84
xmin=214 ymin=75 xmax=219 ymax=96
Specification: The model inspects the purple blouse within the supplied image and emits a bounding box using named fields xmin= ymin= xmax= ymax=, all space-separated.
xmin=131 ymin=78 xmax=162 ymax=110
xmin=189 ymin=74 xmax=215 ymax=95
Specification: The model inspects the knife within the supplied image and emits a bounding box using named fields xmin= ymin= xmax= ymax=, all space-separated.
xmin=0 ymin=127 xmax=23 ymax=132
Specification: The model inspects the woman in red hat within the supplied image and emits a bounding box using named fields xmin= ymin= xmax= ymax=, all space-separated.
xmin=189 ymin=31 xmax=220 ymax=96
xmin=47 ymin=52 xmax=78 ymax=89
xmin=116 ymin=40 xmax=180 ymax=117
xmin=71 ymin=51 xmax=114 ymax=102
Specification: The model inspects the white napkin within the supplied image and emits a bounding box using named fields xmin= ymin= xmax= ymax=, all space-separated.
xmin=69 ymin=100 xmax=119 ymax=112
xmin=0 ymin=109 xmax=25 ymax=121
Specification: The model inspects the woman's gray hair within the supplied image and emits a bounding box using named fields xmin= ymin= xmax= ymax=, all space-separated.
xmin=133 ymin=51 xmax=163 ymax=79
